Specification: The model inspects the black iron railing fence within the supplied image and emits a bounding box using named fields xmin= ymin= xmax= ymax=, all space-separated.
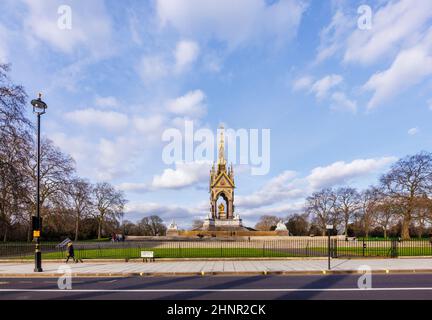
xmin=0 ymin=238 xmax=431 ymax=259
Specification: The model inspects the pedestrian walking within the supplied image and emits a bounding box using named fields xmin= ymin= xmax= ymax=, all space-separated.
xmin=65 ymin=242 xmax=82 ymax=263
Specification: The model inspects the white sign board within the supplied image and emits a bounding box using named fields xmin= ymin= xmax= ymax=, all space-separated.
xmin=141 ymin=251 xmax=154 ymax=258
xmin=326 ymin=225 xmax=334 ymax=230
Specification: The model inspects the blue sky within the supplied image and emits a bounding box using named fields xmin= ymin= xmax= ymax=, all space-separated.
xmin=1 ymin=0 xmax=432 ymax=228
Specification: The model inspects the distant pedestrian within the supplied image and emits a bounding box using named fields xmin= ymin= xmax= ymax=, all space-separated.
xmin=65 ymin=242 xmax=82 ymax=263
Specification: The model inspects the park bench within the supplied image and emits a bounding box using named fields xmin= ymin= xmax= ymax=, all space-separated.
xmin=141 ymin=251 xmax=155 ymax=262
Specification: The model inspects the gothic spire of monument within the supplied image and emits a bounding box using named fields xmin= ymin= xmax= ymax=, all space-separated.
xmin=218 ymin=124 xmax=226 ymax=167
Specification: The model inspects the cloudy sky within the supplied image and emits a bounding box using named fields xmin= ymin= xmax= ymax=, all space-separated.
xmin=1 ymin=0 xmax=432 ymax=228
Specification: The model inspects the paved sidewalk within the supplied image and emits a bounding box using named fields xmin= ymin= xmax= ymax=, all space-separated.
xmin=0 ymin=258 xmax=432 ymax=276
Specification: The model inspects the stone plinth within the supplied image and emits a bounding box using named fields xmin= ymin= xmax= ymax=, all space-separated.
xmin=203 ymin=216 xmax=244 ymax=231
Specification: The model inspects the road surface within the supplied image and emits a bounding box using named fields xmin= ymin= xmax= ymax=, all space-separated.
xmin=1 ymin=273 xmax=432 ymax=300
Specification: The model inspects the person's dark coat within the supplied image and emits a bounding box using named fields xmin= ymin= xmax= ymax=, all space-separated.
xmin=67 ymin=245 xmax=75 ymax=256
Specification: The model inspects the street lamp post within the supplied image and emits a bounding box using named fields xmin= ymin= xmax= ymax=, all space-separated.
xmin=31 ymin=93 xmax=47 ymax=273
xmin=326 ymin=224 xmax=333 ymax=271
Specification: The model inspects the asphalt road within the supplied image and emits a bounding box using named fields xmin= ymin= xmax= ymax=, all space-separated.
xmin=1 ymin=274 xmax=432 ymax=300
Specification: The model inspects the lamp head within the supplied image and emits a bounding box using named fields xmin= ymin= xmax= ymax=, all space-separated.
xmin=31 ymin=93 xmax=48 ymax=114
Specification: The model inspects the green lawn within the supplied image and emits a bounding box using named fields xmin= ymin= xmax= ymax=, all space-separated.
xmin=18 ymin=247 xmax=297 ymax=259
xmin=333 ymin=246 xmax=432 ymax=257
xmin=8 ymin=245 xmax=432 ymax=260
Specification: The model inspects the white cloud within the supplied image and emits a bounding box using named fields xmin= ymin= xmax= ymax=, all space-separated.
xmin=312 ymin=1 xmax=432 ymax=111
xmin=167 ymin=90 xmax=207 ymax=117
xmin=118 ymin=159 xmax=208 ymax=193
xmin=344 ymin=0 xmax=432 ymax=65
xmin=312 ymin=1 xmax=432 ymax=110
xmin=330 ymin=92 xmax=357 ymax=113
xmin=203 ymin=53 xmax=223 ymax=73
xmin=64 ymin=108 xmax=129 ymax=131
xmin=428 ymin=98 xmax=432 ymax=110
xmin=95 ymin=96 xmax=119 ymax=108
xmin=137 ymin=54 xmax=169 ymax=83
xmin=128 ymin=12 xmax=143 ymax=46
xmin=236 ymin=156 xmax=395 ymax=212
xmin=54 ymin=129 xmax=149 ymax=182
xmin=51 ymin=132 xmax=93 ymax=163
xmin=156 ymin=0 xmax=306 ymax=48
xmin=118 ymin=182 xmax=149 ymax=193
xmin=95 ymin=136 xmax=143 ymax=181
xmin=306 ymin=157 xmax=396 ymax=189
xmin=174 ymin=40 xmax=200 ymax=73
xmin=137 ymin=41 xmax=200 ymax=82
xmin=51 ymin=132 xmax=134 ymax=181
xmin=22 ymin=0 xmax=113 ymax=57
xmin=237 ymin=171 xmax=306 ymax=209
xmin=293 ymin=74 xmax=355 ymax=113
xmin=133 ymin=115 xmax=165 ymax=135
xmin=292 ymin=75 xmax=314 ymax=91
xmin=315 ymin=9 xmax=353 ymax=64
xmin=310 ymin=74 xmax=343 ymax=99
xmin=408 ymin=127 xmax=419 ymax=136
xmin=363 ymin=32 xmax=432 ymax=109
xmin=152 ymin=161 xmax=211 ymax=189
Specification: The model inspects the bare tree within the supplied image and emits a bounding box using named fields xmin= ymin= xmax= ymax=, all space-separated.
xmin=121 ymin=220 xmax=138 ymax=236
xmin=357 ymin=187 xmax=380 ymax=238
xmin=93 ymin=182 xmax=127 ymax=239
xmin=305 ymin=188 xmax=337 ymax=236
xmin=254 ymin=215 xmax=280 ymax=231
xmin=380 ymin=152 xmax=432 ymax=239
xmin=373 ymin=195 xmax=401 ymax=239
xmin=335 ymin=187 xmax=361 ymax=237
xmin=0 ymin=63 xmax=131 ymax=241
xmin=0 ymin=64 xmax=31 ymax=137
xmin=0 ymin=133 xmax=31 ymax=241
xmin=286 ymin=213 xmax=309 ymax=236
xmin=0 ymin=64 xmax=32 ymax=241
xmin=23 ymin=138 xmax=75 ymax=240
xmin=137 ymin=216 xmax=167 ymax=236
xmin=412 ymin=195 xmax=432 ymax=238
xmin=66 ymin=178 xmax=93 ymax=241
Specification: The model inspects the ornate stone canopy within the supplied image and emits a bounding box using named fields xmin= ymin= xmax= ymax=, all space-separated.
xmin=209 ymin=125 xmax=235 ymax=220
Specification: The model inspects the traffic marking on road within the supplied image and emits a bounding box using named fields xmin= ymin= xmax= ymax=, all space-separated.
xmin=1 ymin=287 xmax=432 ymax=293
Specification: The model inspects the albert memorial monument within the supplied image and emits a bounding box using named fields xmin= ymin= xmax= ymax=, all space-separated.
xmin=164 ymin=126 xmax=288 ymax=237
xmin=202 ymin=127 xmax=245 ymax=231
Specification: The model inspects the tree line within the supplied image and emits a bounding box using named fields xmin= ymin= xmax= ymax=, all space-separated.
xmin=255 ymin=152 xmax=432 ymax=240
xmin=0 ymin=64 xmax=129 ymax=241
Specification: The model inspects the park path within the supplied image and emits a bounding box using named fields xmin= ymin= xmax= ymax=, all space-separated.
xmin=0 ymin=258 xmax=432 ymax=276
